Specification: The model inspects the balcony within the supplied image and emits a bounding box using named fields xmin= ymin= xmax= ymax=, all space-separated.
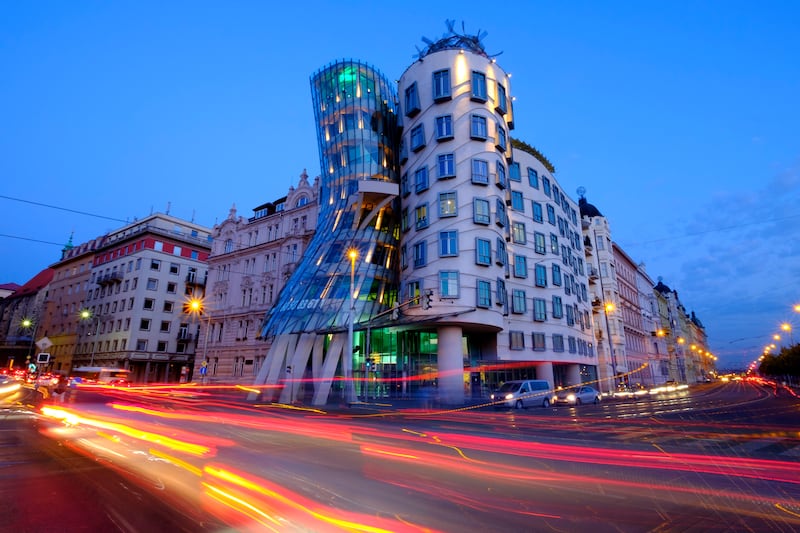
xmin=176 ymin=331 xmax=195 ymax=342
xmin=96 ymin=271 xmax=124 ymax=286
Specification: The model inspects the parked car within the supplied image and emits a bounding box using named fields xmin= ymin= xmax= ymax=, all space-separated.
xmin=552 ymin=385 xmax=601 ymax=405
xmin=490 ymin=379 xmax=553 ymax=409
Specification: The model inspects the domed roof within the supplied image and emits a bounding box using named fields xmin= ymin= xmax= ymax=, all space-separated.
xmin=578 ymin=197 xmax=603 ymax=218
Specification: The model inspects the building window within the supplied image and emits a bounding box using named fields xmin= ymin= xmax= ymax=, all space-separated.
xmin=405 ymin=82 xmax=420 ymax=117
xmin=476 ymin=280 xmax=491 ymax=308
xmin=528 ymin=168 xmax=539 ymax=188
xmin=136 ymin=339 xmax=148 ymax=351
xmin=473 ymin=198 xmax=490 ymax=224
xmin=495 ymin=122 xmax=507 ymax=152
xmin=533 ymin=298 xmax=547 ymax=322
xmin=169 ymin=263 xmax=179 ymax=275
xmin=415 ymin=166 xmax=429 ymax=193
xmin=509 ymin=162 xmax=521 ymax=182
xmin=513 ymin=255 xmax=527 ymax=278
xmin=410 ymin=124 xmax=426 ymax=152
xmin=566 ymin=305 xmax=575 ymax=326
xmin=552 ymin=334 xmax=564 ymax=352
xmin=407 ymin=280 xmax=421 ymax=306
xmin=476 ymin=238 xmax=491 ymax=266
xmin=167 ymin=281 xmax=177 ymax=293
xmin=532 ymin=332 xmax=546 ymax=351
xmin=495 ymin=199 xmax=506 ymax=227
xmin=224 ymin=239 xmax=234 ymax=253
xmin=415 ymin=204 xmax=429 ymax=230
xmin=143 ymin=298 xmax=155 ymax=310
xmin=512 ymin=289 xmax=526 ymax=314
xmin=495 ymin=161 xmax=507 ymax=189
xmin=432 ymin=69 xmax=451 ymax=101
xmin=160 ymin=320 xmax=171 ymax=333
xmin=401 ymin=172 xmax=410 ymax=197
xmin=401 ymin=244 xmax=407 ymax=269
xmin=401 ymin=208 xmax=409 ymax=232
xmin=470 ymin=114 xmax=488 ymax=140
xmin=146 ymin=278 xmax=158 ymax=290
xmin=535 ymin=263 xmax=547 ymax=287
xmin=439 ymin=191 xmax=457 ymax=217
xmin=150 ymin=259 xmax=161 ymax=271
xmin=550 ymin=233 xmax=559 ymax=254
xmin=511 ymin=222 xmax=526 ymax=244
xmin=552 ymin=296 xmax=563 ymax=319
xmin=532 ymin=201 xmax=543 ymax=223
xmin=552 ymin=264 xmax=562 ymax=286
xmin=472 ymin=71 xmax=487 ymax=101
xmin=439 ymin=230 xmax=458 ymax=257
xmin=413 ymin=241 xmax=427 ymax=268
xmin=543 ymin=177 xmax=551 ymax=197
xmin=157 ymin=340 xmax=168 ymax=352
xmin=139 ymin=318 xmax=151 ymax=331
xmin=495 ymin=238 xmax=506 ymax=266
xmin=471 ymin=159 xmax=489 ymax=185
xmin=439 ymin=271 xmax=459 ymax=298
xmin=534 ymin=232 xmax=546 ymax=255
xmin=163 ymin=301 xmax=174 ymax=313
xmin=435 ymin=115 xmax=453 ymax=140
xmin=496 ymin=83 xmax=507 ymax=114
xmin=510 ymin=331 xmax=525 ymax=350
xmin=511 ymin=191 xmax=524 ymax=212
xmin=437 ymin=153 xmax=455 ymax=179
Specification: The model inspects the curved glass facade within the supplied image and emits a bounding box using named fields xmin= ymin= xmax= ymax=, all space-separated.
xmin=260 ymin=60 xmax=401 ymax=337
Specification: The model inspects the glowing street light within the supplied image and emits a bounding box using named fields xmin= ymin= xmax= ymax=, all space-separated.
xmin=79 ymin=308 xmax=100 ymax=366
xmin=186 ymin=297 xmax=209 ymax=383
xmin=781 ymin=323 xmax=794 ymax=344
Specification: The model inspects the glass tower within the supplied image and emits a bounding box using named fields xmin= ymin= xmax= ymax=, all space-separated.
xmin=260 ymin=60 xmax=402 ymax=338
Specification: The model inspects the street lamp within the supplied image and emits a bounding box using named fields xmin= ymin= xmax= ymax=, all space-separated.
xmin=79 ymin=308 xmax=100 ymax=366
xmin=345 ymin=248 xmax=358 ymax=404
xmin=186 ymin=297 xmax=209 ymax=383
xmin=21 ymin=318 xmax=37 ymax=369
xmin=780 ymin=323 xmax=793 ymax=345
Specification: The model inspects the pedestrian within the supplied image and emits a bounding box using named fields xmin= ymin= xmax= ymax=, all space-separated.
xmin=53 ymin=374 xmax=68 ymax=403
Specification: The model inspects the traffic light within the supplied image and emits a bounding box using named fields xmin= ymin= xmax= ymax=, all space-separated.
xmin=423 ymin=289 xmax=433 ymax=309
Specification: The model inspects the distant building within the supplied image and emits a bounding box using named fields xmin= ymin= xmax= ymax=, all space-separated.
xmin=196 ymin=171 xmax=320 ymax=383
xmin=0 ymin=269 xmax=54 ymax=369
xmin=74 ymin=213 xmax=213 ymax=383
xmin=39 ymin=234 xmax=104 ymax=375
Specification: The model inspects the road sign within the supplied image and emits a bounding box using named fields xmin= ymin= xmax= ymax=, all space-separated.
xmin=36 ymin=353 xmax=50 ymax=364
xmin=199 ymin=366 xmax=207 ymax=375
xmin=36 ymin=337 xmax=53 ymax=351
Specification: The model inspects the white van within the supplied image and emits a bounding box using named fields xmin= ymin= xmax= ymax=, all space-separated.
xmin=490 ymin=379 xmax=553 ymax=409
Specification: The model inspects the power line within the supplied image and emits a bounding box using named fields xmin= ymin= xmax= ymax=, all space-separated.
xmin=0 ymin=194 xmax=128 ymax=223
xmin=0 ymin=233 xmax=66 ymax=247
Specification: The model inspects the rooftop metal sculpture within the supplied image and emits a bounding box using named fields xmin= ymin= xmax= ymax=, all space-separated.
xmin=413 ymin=20 xmax=501 ymax=60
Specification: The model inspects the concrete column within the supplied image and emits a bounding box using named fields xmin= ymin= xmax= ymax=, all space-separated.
xmin=437 ymin=326 xmax=464 ymax=405
xmin=566 ymin=364 xmax=582 ymax=386
xmin=535 ymin=361 xmax=555 ymax=389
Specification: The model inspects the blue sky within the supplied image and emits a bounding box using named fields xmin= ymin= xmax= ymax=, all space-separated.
xmin=2 ymin=1 xmax=798 ymax=369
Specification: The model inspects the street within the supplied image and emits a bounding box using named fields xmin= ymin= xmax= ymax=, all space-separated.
xmin=2 ymin=379 xmax=799 ymax=532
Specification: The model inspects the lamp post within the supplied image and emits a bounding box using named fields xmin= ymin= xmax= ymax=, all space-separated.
xmin=79 ymin=309 xmax=100 ymax=367
xmin=187 ymin=297 xmax=210 ymax=383
xmin=21 ymin=318 xmax=37 ymax=370
xmin=345 ymin=248 xmax=358 ymax=405
xmin=780 ymin=323 xmax=793 ymax=345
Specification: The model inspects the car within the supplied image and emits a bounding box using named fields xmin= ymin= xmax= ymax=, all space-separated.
xmin=552 ymin=385 xmax=601 ymax=405
xmin=490 ymin=379 xmax=553 ymax=409
xmin=613 ymin=383 xmax=649 ymax=400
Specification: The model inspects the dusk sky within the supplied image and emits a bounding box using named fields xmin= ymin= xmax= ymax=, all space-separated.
xmin=2 ymin=1 xmax=798 ymax=369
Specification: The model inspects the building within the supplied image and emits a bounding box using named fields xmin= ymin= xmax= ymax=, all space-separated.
xmin=580 ymin=194 xmax=627 ymax=393
xmin=37 ymin=235 xmax=104 ymax=375
xmin=195 ymin=171 xmax=320 ymax=383
xmin=74 ymin=213 xmax=212 ymax=383
xmin=254 ymin=26 xmax=596 ymax=406
xmin=0 ymin=269 xmax=54 ymax=370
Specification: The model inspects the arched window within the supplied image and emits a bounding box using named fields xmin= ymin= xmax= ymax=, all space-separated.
xmin=224 ymin=239 xmax=234 ymax=253
xmin=296 ymin=196 xmax=309 ymax=207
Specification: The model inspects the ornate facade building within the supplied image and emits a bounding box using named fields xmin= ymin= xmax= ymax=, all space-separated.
xmin=197 ymin=171 xmax=320 ymax=383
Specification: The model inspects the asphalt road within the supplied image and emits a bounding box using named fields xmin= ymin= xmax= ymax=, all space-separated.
xmin=2 ymin=380 xmax=799 ymax=532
